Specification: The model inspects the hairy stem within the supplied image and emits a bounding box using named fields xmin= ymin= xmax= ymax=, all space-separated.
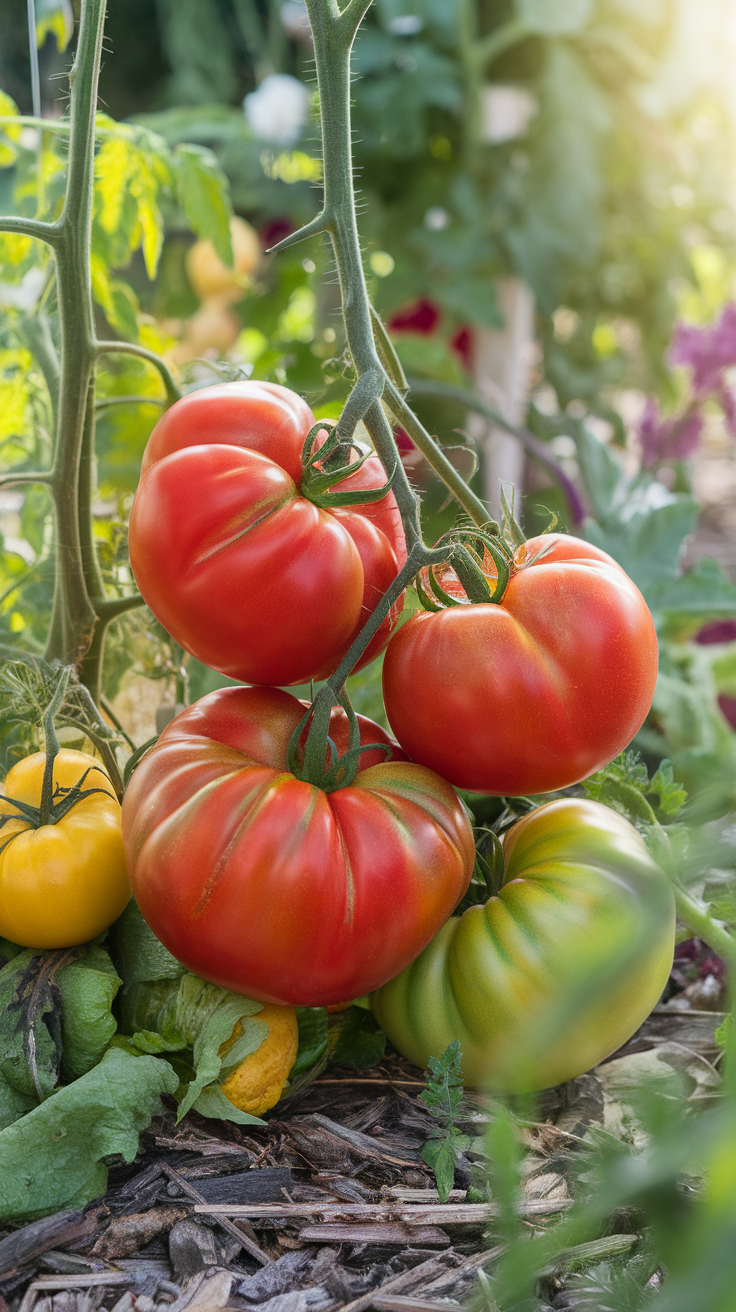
xmin=39 ymin=665 xmax=72 ymax=826
xmin=672 ymin=882 xmax=736 ymax=975
xmin=45 ymin=0 xmax=108 ymax=667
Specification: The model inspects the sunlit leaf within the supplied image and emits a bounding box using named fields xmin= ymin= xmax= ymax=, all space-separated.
xmin=0 ymin=91 xmax=21 ymax=168
xmin=34 ymin=0 xmax=74 ymax=50
xmin=0 ymin=351 xmax=33 ymax=442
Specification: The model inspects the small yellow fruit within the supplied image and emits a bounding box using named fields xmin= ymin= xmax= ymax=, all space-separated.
xmin=185 ymin=216 xmax=261 ymax=302
xmin=219 ymin=1003 xmax=299 ymax=1116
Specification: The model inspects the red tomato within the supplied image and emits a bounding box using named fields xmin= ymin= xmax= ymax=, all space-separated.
xmin=121 ymin=686 xmax=474 ymax=1006
xmin=382 ymin=533 xmax=659 ymax=795
xmin=129 ymin=382 xmax=406 ymax=685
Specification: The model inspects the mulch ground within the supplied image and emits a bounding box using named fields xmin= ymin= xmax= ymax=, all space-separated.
xmin=0 ymin=958 xmax=725 ymax=1312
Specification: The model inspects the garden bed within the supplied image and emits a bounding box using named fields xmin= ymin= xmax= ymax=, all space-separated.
xmin=0 ymin=989 xmax=724 ymax=1312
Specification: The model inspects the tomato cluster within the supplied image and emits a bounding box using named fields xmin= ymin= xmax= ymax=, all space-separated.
xmin=117 ymin=379 xmax=674 ymax=1093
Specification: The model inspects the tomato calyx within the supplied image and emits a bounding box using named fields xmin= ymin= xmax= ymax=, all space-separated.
xmin=0 ymin=666 xmax=115 ymax=853
xmin=416 ymin=527 xmax=514 ymax=613
xmin=300 ymin=422 xmax=396 ymax=509
xmin=287 ymin=686 xmax=390 ymax=793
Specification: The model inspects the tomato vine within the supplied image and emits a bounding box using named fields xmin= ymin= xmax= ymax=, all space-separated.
xmin=1 ymin=0 xmax=735 ymax=976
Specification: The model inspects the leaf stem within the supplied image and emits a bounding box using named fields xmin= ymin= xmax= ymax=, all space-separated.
xmin=94 ymin=342 xmax=181 ymax=405
xmin=0 ymin=216 xmax=61 ymax=244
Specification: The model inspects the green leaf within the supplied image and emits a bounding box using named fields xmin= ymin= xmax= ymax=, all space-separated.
xmin=420 ymin=1039 xmax=466 ymax=1123
xmin=573 ymin=423 xmax=626 ymax=523
xmin=113 ymin=1029 xmax=185 ymax=1056
xmin=191 ymin=1083 xmax=265 ymax=1126
xmin=174 ymin=144 xmax=233 ymax=266
xmin=0 ymin=1071 xmax=35 ymax=1132
xmin=517 ymin=0 xmax=593 ymax=36
xmin=113 ymin=898 xmax=185 ymax=987
xmin=646 ymin=557 xmax=736 ymax=618
xmin=0 ymin=949 xmax=69 ymax=1102
xmin=34 ymin=0 xmax=74 ymax=50
xmin=421 ymin=1136 xmax=458 ymax=1203
xmin=0 ymin=1048 xmax=178 ymax=1222
xmin=0 ymin=91 xmax=21 ymax=168
xmin=330 ymin=1006 xmax=386 ymax=1069
xmin=57 ymin=947 xmax=121 ymax=1081
xmin=175 ymin=977 xmax=267 ymax=1120
xmin=581 ymin=751 xmax=687 ymax=827
xmin=290 ymin=1007 xmax=330 ymax=1078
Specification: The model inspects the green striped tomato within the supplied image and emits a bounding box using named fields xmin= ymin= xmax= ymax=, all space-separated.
xmin=371 ymin=798 xmax=675 ymax=1092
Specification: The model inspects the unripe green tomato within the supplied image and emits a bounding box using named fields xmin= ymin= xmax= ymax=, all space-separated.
xmin=371 ymin=798 xmax=675 ymax=1092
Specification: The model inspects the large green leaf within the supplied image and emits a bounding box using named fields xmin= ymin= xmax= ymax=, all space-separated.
xmin=0 ymin=1048 xmax=178 ymax=1222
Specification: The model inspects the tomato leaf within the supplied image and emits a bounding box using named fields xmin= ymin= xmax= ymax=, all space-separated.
xmin=330 ymin=1006 xmax=386 ymax=1069
xmin=0 ymin=949 xmax=73 ymax=1102
xmin=113 ymin=898 xmax=185 ymax=988
xmin=175 ymin=978 xmax=267 ymax=1120
xmin=420 ymin=1136 xmax=458 ymax=1204
xmin=57 ymin=946 xmax=122 ymax=1082
xmin=174 ymin=144 xmax=233 ymax=267
xmin=0 ymin=1047 xmax=178 ymax=1222
xmin=191 ymin=1083 xmax=265 ymax=1126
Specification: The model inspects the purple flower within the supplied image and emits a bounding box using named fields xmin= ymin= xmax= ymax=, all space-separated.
xmin=669 ymin=303 xmax=736 ymax=396
xmin=696 ymin=619 xmax=736 ymax=645
xmin=720 ymin=386 xmax=736 ymax=438
xmin=638 ymin=396 xmax=704 ymax=468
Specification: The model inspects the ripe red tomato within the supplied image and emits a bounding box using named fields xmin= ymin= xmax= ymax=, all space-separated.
xmin=121 ymin=686 xmax=474 ymax=1006
xmin=382 ymin=533 xmax=659 ymax=795
xmin=129 ymin=382 xmax=406 ymax=685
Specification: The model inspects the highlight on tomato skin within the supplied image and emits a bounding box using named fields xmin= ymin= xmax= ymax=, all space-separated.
xmin=382 ymin=532 xmax=659 ymax=797
xmin=121 ymin=685 xmax=475 ymax=1008
xmin=371 ymin=797 xmax=676 ymax=1094
xmin=128 ymin=380 xmax=407 ymax=687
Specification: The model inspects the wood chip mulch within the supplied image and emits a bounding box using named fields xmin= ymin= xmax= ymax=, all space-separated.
xmin=0 ymin=997 xmax=725 ymax=1312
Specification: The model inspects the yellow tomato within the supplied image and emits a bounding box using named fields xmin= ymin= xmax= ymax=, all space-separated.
xmin=185 ymin=216 xmax=261 ymax=302
xmin=219 ymin=1003 xmax=299 ymax=1116
xmin=0 ymin=749 xmax=131 ymax=948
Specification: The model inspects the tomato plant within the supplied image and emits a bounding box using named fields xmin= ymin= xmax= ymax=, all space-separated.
xmin=371 ymin=797 xmax=676 ymax=1092
xmin=0 ymin=748 xmax=130 ymax=949
xmin=128 ymin=380 xmax=407 ymax=685
xmin=121 ymin=685 xmax=474 ymax=1006
xmin=382 ymin=533 xmax=659 ymax=796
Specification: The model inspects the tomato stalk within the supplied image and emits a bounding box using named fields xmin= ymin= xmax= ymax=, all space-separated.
xmin=0 ymin=0 xmax=180 ymax=707
xmin=38 ymin=664 xmax=72 ymax=826
xmin=269 ymin=0 xmax=494 ymax=551
xmin=271 ymin=0 xmax=513 ymax=775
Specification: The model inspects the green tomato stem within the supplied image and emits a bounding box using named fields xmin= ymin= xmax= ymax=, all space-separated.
xmin=671 ymin=881 xmax=736 ymax=976
xmin=39 ymin=665 xmax=72 ymax=827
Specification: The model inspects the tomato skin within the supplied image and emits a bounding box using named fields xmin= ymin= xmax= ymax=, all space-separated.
xmin=122 ymin=686 xmax=474 ymax=1007
xmin=0 ymin=750 xmax=130 ymax=948
xmin=382 ymin=533 xmax=659 ymax=795
xmin=131 ymin=382 xmax=406 ymax=685
xmin=371 ymin=798 xmax=675 ymax=1092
